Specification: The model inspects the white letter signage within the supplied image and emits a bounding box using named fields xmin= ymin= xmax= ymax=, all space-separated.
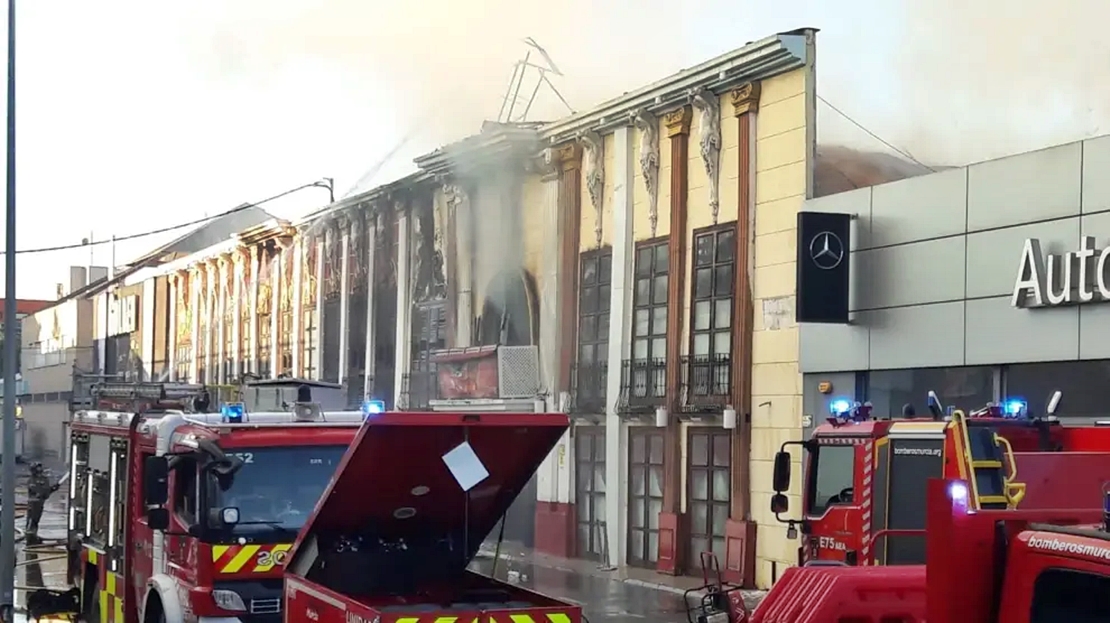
xmin=1013 ymin=237 xmax=1110 ymax=308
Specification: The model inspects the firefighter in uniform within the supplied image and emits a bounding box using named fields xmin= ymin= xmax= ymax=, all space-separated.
xmin=25 ymin=463 xmax=59 ymax=542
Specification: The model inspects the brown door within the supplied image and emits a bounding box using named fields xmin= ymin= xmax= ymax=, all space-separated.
xmin=628 ymin=428 xmax=665 ymax=568
xmin=687 ymin=428 xmax=731 ymax=571
xmin=574 ymin=427 xmax=606 ymax=560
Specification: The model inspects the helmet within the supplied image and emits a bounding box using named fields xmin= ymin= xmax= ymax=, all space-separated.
xmin=30 ymin=462 xmax=43 ymax=474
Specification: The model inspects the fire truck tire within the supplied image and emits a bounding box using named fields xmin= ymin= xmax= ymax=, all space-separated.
xmin=82 ymin=568 xmax=98 ymax=623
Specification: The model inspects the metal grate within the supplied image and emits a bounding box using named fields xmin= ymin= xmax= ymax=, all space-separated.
xmin=250 ymin=598 xmax=281 ymax=615
xmin=497 ymin=345 xmax=540 ymax=398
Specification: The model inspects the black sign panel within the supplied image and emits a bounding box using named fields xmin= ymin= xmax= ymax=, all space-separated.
xmin=796 ymin=211 xmax=852 ymax=324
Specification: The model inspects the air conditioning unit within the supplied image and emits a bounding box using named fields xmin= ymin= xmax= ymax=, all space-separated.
xmin=430 ymin=345 xmax=541 ymax=401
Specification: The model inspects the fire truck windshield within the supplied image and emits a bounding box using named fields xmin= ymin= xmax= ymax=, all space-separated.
xmin=208 ymin=445 xmax=347 ymax=533
xmin=807 ymin=443 xmax=855 ymax=516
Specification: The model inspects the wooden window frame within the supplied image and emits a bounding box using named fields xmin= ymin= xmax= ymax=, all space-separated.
xmin=575 ymin=247 xmax=612 ymax=411
xmin=686 ymin=224 xmax=736 ymax=405
xmin=626 ymin=237 xmax=670 ymax=406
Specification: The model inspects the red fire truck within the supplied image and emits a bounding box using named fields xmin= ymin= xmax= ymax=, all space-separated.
xmin=770 ymin=391 xmax=1110 ymax=567
xmin=34 ymin=379 xmax=368 ymax=623
xmin=750 ymin=476 xmax=1110 ymax=621
xmin=281 ymin=410 xmax=582 ymax=623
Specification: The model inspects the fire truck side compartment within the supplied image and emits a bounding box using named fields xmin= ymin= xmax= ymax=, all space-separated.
xmin=285 ymin=411 xmax=577 ymax=618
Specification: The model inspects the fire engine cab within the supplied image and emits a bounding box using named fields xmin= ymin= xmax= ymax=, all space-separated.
xmin=770 ymin=390 xmax=1110 ymax=567
xmin=38 ymin=379 xmax=370 ymax=623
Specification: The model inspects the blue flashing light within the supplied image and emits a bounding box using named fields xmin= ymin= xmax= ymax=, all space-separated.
xmin=1003 ymin=399 xmax=1028 ymax=419
xmin=949 ymin=481 xmax=969 ymax=507
xmin=361 ymin=399 xmax=386 ymax=418
xmin=829 ymin=399 xmax=852 ymax=416
xmin=221 ymin=403 xmax=246 ymax=424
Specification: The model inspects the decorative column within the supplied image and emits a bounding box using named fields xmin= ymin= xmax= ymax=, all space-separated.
xmin=338 ymin=217 xmax=351 ymax=384
xmin=363 ymin=212 xmax=377 ymax=399
xmin=270 ymin=248 xmax=281 ymax=378
xmin=554 ymin=143 xmax=583 ymax=398
xmin=190 ymin=267 xmax=201 ymax=383
xmin=168 ymin=274 xmax=178 ymax=380
xmin=725 ymin=82 xmax=760 ymax=587
xmin=393 ymin=207 xmax=411 ymax=407
xmin=659 ymin=104 xmax=691 ymax=575
xmin=313 ymin=233 xmax=325 ymax=380
xmin=604 ymin=122 xmax=635 ymax=568
xmin=217 ymin=256 xmax=229 ymax=384
xmin=232 ymin=251 xmax=244 ymax=380
xmin=249 ymin=246 xmax=261 ymax=375
xmin=291 ymin=236 xmax=304 ymax=377
xmin=205 ymin=260 xmax=217 ymax=384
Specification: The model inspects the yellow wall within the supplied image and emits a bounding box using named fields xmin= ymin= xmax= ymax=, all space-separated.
xmin=521 ymin=174 xmax=548 ymax=284
xmin=748 ymin=67 xmax=808 ymax=588
xmin=579 ymin=134 xmax=617 ymax=252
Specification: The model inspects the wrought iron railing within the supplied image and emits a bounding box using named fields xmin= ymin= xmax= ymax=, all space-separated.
xmin=571 ymin=361 xmax=608 ymax=413
xmin=681 ymin=354 xmax=731 ymax=410
xmin=617 ymin=358 xmax=667 ymax=412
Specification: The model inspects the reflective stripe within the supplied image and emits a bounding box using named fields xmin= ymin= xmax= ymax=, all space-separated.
xmin=211 ymin=543 xmax=293 ymax=573
xmin=99 ymin=572 xmax=124 ymax=623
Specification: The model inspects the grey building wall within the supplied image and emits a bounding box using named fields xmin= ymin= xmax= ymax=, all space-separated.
xmin=800 ymin=135 xmax=1110 ymax=373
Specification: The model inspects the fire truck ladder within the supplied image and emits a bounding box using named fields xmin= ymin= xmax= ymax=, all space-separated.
xmin=951 ymin=409 xmax=1027 ymax=510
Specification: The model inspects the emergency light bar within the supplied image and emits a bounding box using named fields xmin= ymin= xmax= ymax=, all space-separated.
xmin=361 ymin=400 xmax=385 ymax=417
xmin=221 ymin=403 xmax=246 ymax=423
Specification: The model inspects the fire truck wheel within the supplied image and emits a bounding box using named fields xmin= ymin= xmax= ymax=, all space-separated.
xmin=144 ymin=595 xmax=166 ymax=623
xmin=82 ymin=580 xmax=99 ymax=623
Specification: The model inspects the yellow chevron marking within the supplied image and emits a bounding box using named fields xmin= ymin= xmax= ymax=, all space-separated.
xmin=115 ymin=595 xmax=124 ymax=623
xmin=510 ymin=615 xmax=535 ymax=623
xmin=222 ymin=545 xmax=260 ymax=573
xmin=211 ymin=545 xmax=231 ymax=561
xmin=87 ymin=549 xmax=98 ymax=564
xmin=254 ymin=544 xmax=293 ymax=572
xmin=396 ymin=618 xmax=421 ymax=623
xmin=106 ymin=572 xmax=116 ymax=595
xmin=433 ymin=617 xmax=458 ymax=623
xmin=99 ymin=590 xmax=108 ymax=623
xmin=548 ymin=614 xmax=572 ymax=623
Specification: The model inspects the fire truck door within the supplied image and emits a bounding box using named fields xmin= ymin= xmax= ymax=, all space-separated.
xmin=132 ymin=449 xmax=155 ymax=607
xmin=877 ymin=437 xmax=944 ymax=565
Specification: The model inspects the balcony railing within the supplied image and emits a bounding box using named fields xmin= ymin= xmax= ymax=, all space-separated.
xmin=571 ymin=361 xmax=608 ymax=414
xmin=618 ymin=358 xmax=667 ymax=413
xmin=400 ymin=366 xmax=439 ymax=410
xmin=681 ymin=354 xmax=731 ymax=410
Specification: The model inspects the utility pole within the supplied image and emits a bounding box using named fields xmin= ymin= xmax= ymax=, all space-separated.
xmin=1 ymin=0 xmax=17 ymax=617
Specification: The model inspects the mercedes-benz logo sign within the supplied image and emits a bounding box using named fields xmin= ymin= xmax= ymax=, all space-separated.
xmin=809 ymin=231 xmax=845 ymax=270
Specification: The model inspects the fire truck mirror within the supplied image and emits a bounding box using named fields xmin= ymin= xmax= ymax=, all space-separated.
xmin=773 ymin=451 xmax=792 ymax=493
xmin=771 ymin=493 xmax=789 ymax=515
xmin=144 ymin=455 xmax=170 ymax=506
xmin=147 ymin=507 xmax=170 ymax=531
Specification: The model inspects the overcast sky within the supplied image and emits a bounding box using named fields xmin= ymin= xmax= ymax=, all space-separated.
xmin=2 ymin=0 xmax=1107 ymax=299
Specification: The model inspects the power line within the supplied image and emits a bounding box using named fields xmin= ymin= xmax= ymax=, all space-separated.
xmin=817 ymin=95 xmax=935 ymax=172
xmin=0 ymin=180 xmax=331 ymax=256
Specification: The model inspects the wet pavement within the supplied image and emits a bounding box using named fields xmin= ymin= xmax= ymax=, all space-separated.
xmin=469 ymin=557 xmax=692 ymax=623
xmin=10 ymin=464 xmax=72 ymax=618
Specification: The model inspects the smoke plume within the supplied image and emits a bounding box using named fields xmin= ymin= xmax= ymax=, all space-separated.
xmin=895 ymin=0 xmax=1110 ymax=165
xmin=185 ymin=0 xmax=692 ymax=150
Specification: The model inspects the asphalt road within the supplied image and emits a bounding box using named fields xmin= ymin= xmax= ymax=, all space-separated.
xmin=469 ymin=558 xmax=693 ymax=623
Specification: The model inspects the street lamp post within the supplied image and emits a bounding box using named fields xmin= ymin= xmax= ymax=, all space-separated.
xmin=1 ymin=0 xmax=18 ymax=617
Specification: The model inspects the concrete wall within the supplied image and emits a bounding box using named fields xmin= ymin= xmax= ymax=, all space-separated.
xmin=20 ymin=297 xmax=95 ymax=458
xmin=800 ymin=136 xmax=1110 ymax=373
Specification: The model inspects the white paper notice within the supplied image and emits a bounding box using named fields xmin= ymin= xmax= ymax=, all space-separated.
xmin=442 ymin=441 xmax=490 ymax=492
